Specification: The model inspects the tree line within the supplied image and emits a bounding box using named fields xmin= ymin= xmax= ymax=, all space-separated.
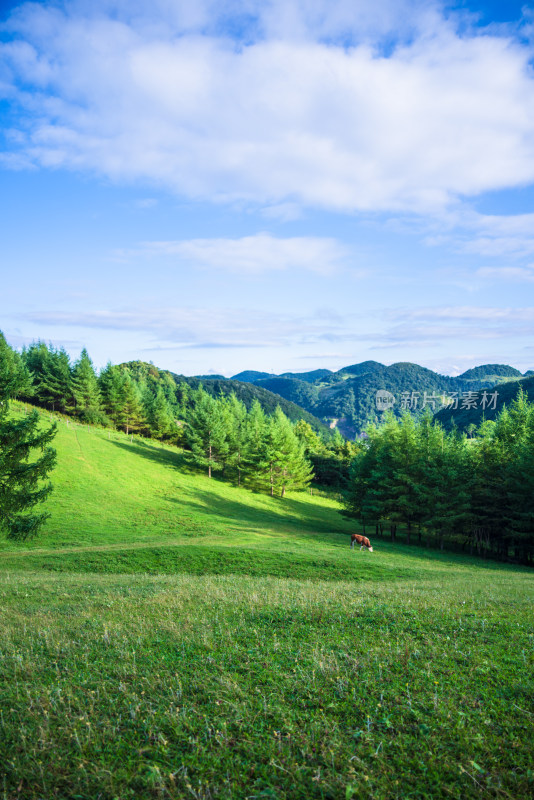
xmin=20 ymin=342 xmax=185 ymax=440
xmin=343 ymin=391 xmax=534 ymax=564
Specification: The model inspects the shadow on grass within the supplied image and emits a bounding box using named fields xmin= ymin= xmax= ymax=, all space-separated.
xmin=360 ymin=536 xmax=533 ymax=573
xmin=107 ymin=439 xmax=193 ymax=472
xmin=163 ymin=487 xmax=351 ymax=543
xmin=108 ymin=440 xmax=351 ymax=538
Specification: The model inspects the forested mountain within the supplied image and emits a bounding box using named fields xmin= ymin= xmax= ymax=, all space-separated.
xmin=253 ymin=377 xmax=320 ymax=410
xmin=230 ymin=370 xmax=275 ymax=382
xmin=435 ymin=375 xmax=534 ymax=431
xmin=458 ymin=364 xmax=523 ymax=384
xmin=337 ymin=361 xmax=385 ymax=377
xmin=279 ymin=368 xmax=333 ymax=383
xmin=223 ymin=360 xmax=532 ymax=436
xmin=169 ymin=373 xmax=328 ymax=432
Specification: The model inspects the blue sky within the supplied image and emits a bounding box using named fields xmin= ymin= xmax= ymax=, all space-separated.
xmin=1 ymin=0 xmax=533 ymax=377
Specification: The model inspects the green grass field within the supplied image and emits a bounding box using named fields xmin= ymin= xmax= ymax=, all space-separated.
xmin=1 ymin=407 xmax=533 ymax=799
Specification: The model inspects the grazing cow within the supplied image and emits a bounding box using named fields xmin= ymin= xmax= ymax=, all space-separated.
xmin=351 ymin=533 xmax=373 ymax=552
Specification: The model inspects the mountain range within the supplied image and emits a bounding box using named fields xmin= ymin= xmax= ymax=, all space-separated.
xmin=192 ymin=361 xmax=532 ymax=437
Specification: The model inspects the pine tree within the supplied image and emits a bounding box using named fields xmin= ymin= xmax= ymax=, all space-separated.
xmin=147 ymin=386 xmax=175 ymax=440
xmin=507 ymin=408 xmax=534 ymax=563
xmin=185 ymin=390 xmax=229 ymax=477
xmin=20 ymin=341 xmax=49 ymax=405
xmin=383 ymin=413 xmax=422 ymax=544
xmin=71 ymin=349 xmax=103 ymax=423
xmin=497 ymin=389 xmax=534 ymax=562
xmin=0 ymin=333 xmax=56 ymax=540
xmin=294 ymin=419 xmax=323 ymax=455
xmin=419 ymin=421 xmax=470 ymax=550
xmin=224 ymin=393 xmax=248 ymax=486
xmin=99 ymin=362 xmax=124 ymax=425
xmin=120 ymin=373 xmax=145 ymax=435
xmin=260 ymin=407 xmax=313 ymax=497
xmin=39 ymin=347 xmax=71 ymax=412
xmin=242 ymin=399 xmax=267 ymax=489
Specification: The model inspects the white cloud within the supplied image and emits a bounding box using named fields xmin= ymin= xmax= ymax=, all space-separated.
xmin=2 ymin=1 xmax=534 ymax=214
xmin=476 ymin=265 xmax=534 ymax=282
xmin=359 ymin=306 xmax=534 ymax=349
xmin=117 ymin=232 xmax=350 ymax=274
xmin=393 ymin=306 xmax=534 ymax=321
xmin=16 ymin=305 xmax=352 ymax=350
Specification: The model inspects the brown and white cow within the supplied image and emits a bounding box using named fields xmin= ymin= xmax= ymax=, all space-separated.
xmin=350 ymin=533 xmax=373 ymax=551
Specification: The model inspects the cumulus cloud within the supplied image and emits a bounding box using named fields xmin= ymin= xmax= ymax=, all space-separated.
xmin=1 ymin=0 xmax=534 ymax=214
xmin=116 ymin=233 xmax=350 ymax=274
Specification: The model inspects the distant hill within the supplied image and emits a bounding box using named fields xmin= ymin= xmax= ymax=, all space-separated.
xmin=255 ymin=377 xmax=320 ymax=409
xmin=193 ymin=374 xmax=227 ymax=380
xmin=435 ymin=375 xmax=534 ymax=431
xmin=458 ymin=364 xmax=523 ymax=383
xmin=279 ymin=369 xmax=333 ymax=384
xmin=337 ymin=361 xmax=385 ymax=377
xmin=231 ymin=370 xmax=275 ymax=382
xmin=317 ymin=362 xmax=457 ymax=432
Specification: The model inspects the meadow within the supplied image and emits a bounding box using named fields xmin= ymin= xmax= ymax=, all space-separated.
xmin=0 ymin=408 xmax=533 ymax=799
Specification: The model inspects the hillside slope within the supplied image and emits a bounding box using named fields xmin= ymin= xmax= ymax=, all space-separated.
xmin=2 ymin=404 xmax=389 ymax=580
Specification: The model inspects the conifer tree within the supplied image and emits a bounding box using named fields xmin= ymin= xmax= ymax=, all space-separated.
xmin=242 ymin=399 xmax=267 ymax=489
xmin=382 ymin=413 xmax=422 ymax=544
xmin=260 ymin=407 xmax=313 ymax=497
xmin=146 ymin=386 xmax=175 ymax=440
xmin=99 ymin=362 xmax=124 ymax=425
xmin=185 ymin=390 xmax=229 ymax=477
xmin=71 ymin=349 xmax=103 ymax=423
xmin=39 ymin=347 xmax=71 ymax=412
xmin=224 ymin=393 xmax=248 ymax=485
xmin=507 ymin=407 xmax=534 ymax=563
xmin=418 ymin=421 xmax=470 ymax=549
xmin=20 ymin=341 xmax=49 ymax=405
xmin=120 ymin=373 xmax=145 ymax=435
xmin=294 ymin=419 xmax=323 ymax=455
xmin=0 ymin=333 xmax=56 ymax=540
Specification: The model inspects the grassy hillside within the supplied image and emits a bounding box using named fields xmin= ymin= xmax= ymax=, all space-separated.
xmin=2 ymin=406 xmax=356 ymax=553
xmin=1 ymin=405 xmax=533 ymax=799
